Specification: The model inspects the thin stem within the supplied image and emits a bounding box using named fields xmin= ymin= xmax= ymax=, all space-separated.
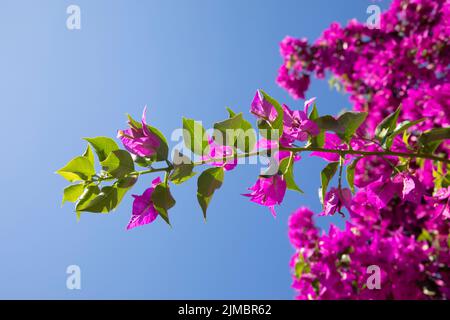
xmin=132 ymin=167 xmax=171 ymax=176
xmin=192 ymin=151 xmax=262 ymax=166
xmin=125 ymin=145 xmax=447 ymax=178
xmin=281 ymin=147 xmax=449 ymax=164
xmin=338 ymin=156 xmax=344 ymax=189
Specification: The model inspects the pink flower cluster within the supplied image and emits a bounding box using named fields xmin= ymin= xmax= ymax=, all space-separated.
xmin=289 ymin=200 xmax=449 ymax=299
xmin=283 ymin=0 xmax=450 ymax=300
xmin=244 ymin=91 xmax=317 ymax=216
xmin=277 ymin=0 xmax=449 ymax=133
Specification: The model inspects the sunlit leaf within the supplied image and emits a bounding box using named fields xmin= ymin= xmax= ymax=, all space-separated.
xmin=100 ymin=150 xmax=135 ymax=179
xmin=279 ymin=156 xmax=304 ymax=194
xmin=84 ymin=137 xmax=119 ymax=162
xmin=151 ymin=184 xmax=176 ymax=225
xmin=197 ymin=167 xmax=224 ymax=219
xmin=320 ymin=162 xmax=339 ymax=205
xmin=182 ymin=117 xmax=209 ymax=156
xmin=62 ymin=184 xmax=84 ymax=204
xmin=56 ymin=156 xmax=96 ymax=182
xmin=337 ymin=111 xmax=368 ymax=142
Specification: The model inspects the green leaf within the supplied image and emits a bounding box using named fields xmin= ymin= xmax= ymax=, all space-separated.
xmin=170 ymin=151 xmax=196 ymax=185
xmin=100 ymin=150 xmax=135 ymax=179
xmin=77 ymin=186 xmax=119 ymax=213
xmin=84 ymin=137 xmax=119 ymax=162
xmin=337 ymin=112 xmax=368 ymax=142
xmin=237 ymin=120 xmax=257 ymax=153
xmin=418 ymin=229 xmax=433 ymax=243
xmin=308 ymin=105 xmax=325 ymax=148
xmin=257 ymin=119 xmax=280 ymax=141
xmin=375 ymin=107 xmax=401 ymax=143
xmin=385 ymin=118 xmax=426 ymax=149
xmin=419 ymin=127 xmax=450 ymax=154
xmin=75 ymin=185 xmax=101 ymax=216
xmin=393 ymin=118 xmax=426 ymax=137
xmin=320 ymin=162 xmax=339 ymax=204
xmin=151 ymin=184 xmax=176 ymax=225
xmin=182 ymin=117 xmax=209 ymax=156
xmin=82 ymin=145 xmax=95 ymax=166
xmin=226 ymin=107 xmax=256 ymax=153
xmin=259 ymin=90 xmax=284 ymax=131
xmin=117 ymin=175 xmax=138 ymax=188
xmin=213 ymin=112 xmax=243 ymax=146
xmin=294 ymin=253 xmax=310 ymax=279
xmin=148 ymin=126 xmax=169 ymax=161
xmin=346 ymin=157 xmax=362 ymax=193
xmin=116 ymin=175 xmax=138 ymax=208
xmin=197 ymin=167 xmax=224 ymax=219
xmin=314 ymin=115 xmax=344 ymax=135
xmin=433 ymin=162 xmax=450 ymax=190
xmin=279 ymin=156 xmax=304 ymax=194
xmin=309 ymin=104 xmax=319 ymax=120
xmin=226 ymin=107 xmax=236 ymax=117
xmin=56 ymin=156 xmax=96 ymax=182
xmin=73 ymin=178 xmax=134 ymax=216
xmin=134 ymin=156 xmax=153 ymax=168
xmin=62 ymin=184 xmax=84 ymax=205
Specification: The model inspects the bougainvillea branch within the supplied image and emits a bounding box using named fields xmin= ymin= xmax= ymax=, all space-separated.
xmin=57 ymin=0 xmax=449 ymax=300
xmin=57 ymin=89 xmax=449 ymax=226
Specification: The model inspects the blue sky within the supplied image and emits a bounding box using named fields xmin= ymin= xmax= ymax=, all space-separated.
xmin=0 ymin=0 xmax=391 ymax=299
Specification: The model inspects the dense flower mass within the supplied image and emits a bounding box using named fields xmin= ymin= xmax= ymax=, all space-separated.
xmin=284 ymin=0 xmax=450 ymax=300
xmin=277 ymin=0 xmax=449 ymax=133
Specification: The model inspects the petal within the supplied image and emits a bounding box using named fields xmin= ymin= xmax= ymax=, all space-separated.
xmin=366 ymin=178 xmax=400 ymax=209
xmin=269 ymin=206 xmax=277 ymax=218
xmin=255 ymin=138 xmax=278 ymax=151
xmin=151 ymin=177 xmax=162 ymax=186
xmin=304 ymin=97 xmax=316 ymax=114
xmin=126 ymin=187 xmax=158 ymax=230
xmin=301 ymin=119 xmax=320 ymax=136
xmin=310 ymin=151 xmax=340 ymax=162
xmin=399 ymin=174 xmax=423 ymax=204
xmin=141 ymin=106 xmax=152 ymax=137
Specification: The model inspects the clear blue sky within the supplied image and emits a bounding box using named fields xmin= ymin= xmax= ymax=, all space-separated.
xmin=0 ymin=0 xmax=391 ymax=299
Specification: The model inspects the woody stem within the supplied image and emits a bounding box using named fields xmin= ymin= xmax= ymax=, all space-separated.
xmin=129 ymin=146 xmax=448 ymax=177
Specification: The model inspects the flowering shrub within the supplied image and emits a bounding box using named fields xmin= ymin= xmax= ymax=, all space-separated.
xmin=278 ymin=0 xmax=449 ymax=299
xmin=56 ymin=0 xmax=449 ymax=300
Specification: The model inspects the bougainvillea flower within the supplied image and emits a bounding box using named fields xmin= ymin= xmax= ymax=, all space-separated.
xmin=117 ymin=106 xmax=160 ymax=157
xmin=393 ymin=173 xmax=425 ymax=204
xmin=250 ymin=90 xmax=278 ymax=121
xmin=304 ymin=97 xmax=316 ymax=114
xmin=282 ymin=102 xmax=319 ymax=143
xmin=201 ymin=138 xmax=237 ymax=171
xmin=365 ymin=178 xmax=400 ymax=209
xmin=310 ymin=133 xmax=348 ymax=162
xmin=427 ymin=187 xmax=450 ymax=219
xmin=243 ymin=175 xmax=287 ymax=217
xmin=320 ymin=187 xmax=352 ymax=216
xmin=365 ymin=173 xmax=424 ymax=209
xmin=126 ymin=177 xmax=162 ymax=230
